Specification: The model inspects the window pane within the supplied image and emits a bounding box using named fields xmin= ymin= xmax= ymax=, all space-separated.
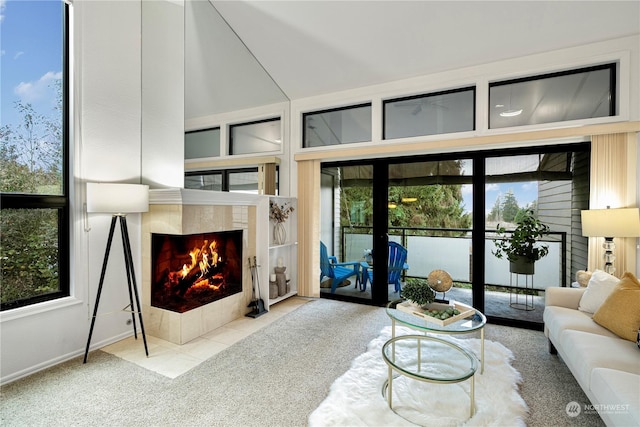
xmin=229 ymin=171 xmax=259 ymax=194
xmin=1 ymin=0 xmax=68 ymax=310
xmin=1 ymin=1 xmax=65 ymax=196
xmin=185 ymin=128 xmax=220 ymax=159
xmin=384 ymin=88 xmax=475 ymax=139
xmin=303 ymin=104 xmax=372 ymax=148
xmin=489 ymin=64 xmax=614 ymax=129
xmin=185 ymin=173 xmax=222 ymax=191
xmin=1 ymin=209 xmax=61 ymax=305
xmin=229 ymin=118 xmax=281 ymax=155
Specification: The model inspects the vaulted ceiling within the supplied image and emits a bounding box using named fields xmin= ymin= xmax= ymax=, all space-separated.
xmin=186 ymin=1 xmax=640 ymax=119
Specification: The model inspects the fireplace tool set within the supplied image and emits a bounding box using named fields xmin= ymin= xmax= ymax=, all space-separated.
xmin=247 ymin=256 xmax=267 ymax=318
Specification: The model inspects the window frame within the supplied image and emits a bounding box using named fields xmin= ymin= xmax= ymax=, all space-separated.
xmin=228 ymin=117 xmax=281 ymax=156
xmin=382 ymin=86 xmax=477 ymax=140
xmin=185 ymin=166 xmax=279 ymax=193
xmin=185 ymin=126 xmax=221 ymax=159
xmin=0 ymin=2 xmax=70 ymax=311
xmin=488 ymin=63 xmax=616 ymax=129
xmin=302 ymin=102 xmax=373 ymax=148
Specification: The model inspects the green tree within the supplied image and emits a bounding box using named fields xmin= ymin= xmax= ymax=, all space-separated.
xmin=1 ymin=97 xmax=62 ymax=305
xmin=501 ymin=189 xmax=520 ymax=223
xmin=487 ymin=195 xmax=502 ymax=222
xmin=339 ymin=161 xmax=471 ymax=236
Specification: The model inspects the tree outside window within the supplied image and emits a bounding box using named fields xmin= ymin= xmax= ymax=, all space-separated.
xmin=1 ymin=0 xmax=69 ymax=310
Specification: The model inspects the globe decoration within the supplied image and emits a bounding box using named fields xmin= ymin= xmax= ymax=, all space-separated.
xmin=427 ymin=269 xmax=453 ymax=302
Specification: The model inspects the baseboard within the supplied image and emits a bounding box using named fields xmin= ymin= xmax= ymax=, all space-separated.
xmin=1 ymin=330 xmax=134 ymax=386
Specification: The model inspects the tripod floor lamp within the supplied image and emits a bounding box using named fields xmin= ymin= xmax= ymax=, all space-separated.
xmin=581 ymin=207 xmax=640 ymax=275
xmin=84 ymin=183 xmax=149 ymax=363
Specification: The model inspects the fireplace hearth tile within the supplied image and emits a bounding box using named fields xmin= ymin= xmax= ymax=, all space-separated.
xmin=102 ymin=297 xmax=312 ymax=378
xmin=201 ymin=326 xmax=250 ymax=346
xmin=136 ymin=350 xmax=202 ymax=379
xmin=178 ymin=337 xmax=228 ymax=360
xmin=180 ymin=306 xmax=203 ymax=344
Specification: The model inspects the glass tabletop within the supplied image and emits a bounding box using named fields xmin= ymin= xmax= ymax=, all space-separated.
xmin=382 ymin=334 xmax=478 ymax=382
xmin=386 ymin=299 xmax=486 ymax=333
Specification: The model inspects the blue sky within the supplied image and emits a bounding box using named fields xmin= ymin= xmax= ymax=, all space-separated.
xmin=1 ymin=0 xmax=63 ymax=128
xmin=460 ymin=182 xmax=538 ymax=216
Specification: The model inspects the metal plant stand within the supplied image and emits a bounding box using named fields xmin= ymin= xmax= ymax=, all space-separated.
xmin=509 ymin=272 xmax=534 ymax=311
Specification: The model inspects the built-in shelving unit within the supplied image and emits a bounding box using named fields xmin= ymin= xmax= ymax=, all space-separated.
xmin=268 ymin=196 xmax=298 ymax=304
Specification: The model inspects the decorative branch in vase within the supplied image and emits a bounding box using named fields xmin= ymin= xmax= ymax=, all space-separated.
xmin=270 ymin=201 xmax=294 ymax=245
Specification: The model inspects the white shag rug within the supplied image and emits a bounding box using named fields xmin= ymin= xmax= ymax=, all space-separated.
xmin=309 ymin=326 xmax=528 ymax=426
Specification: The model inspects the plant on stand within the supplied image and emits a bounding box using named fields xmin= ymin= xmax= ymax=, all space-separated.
xmin=270 ymin=201 xmax=294 ymax=245
xmin=492 ymin=208 xmax=550 ymax=274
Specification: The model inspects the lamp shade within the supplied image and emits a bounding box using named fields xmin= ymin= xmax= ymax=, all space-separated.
xmin=581 ymin=208 xmax=640 ymax=237
xmin=86 ymin=183 xmax=149 ymax=214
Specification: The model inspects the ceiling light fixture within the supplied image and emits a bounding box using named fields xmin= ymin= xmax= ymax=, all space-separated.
xmin=500 ymin=109 xmax=523 ymax=117
xmin=499 ymin=88 xmax=523 ymax=117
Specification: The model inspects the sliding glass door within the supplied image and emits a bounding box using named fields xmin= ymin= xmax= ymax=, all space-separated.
xmin=320 ymin=164 xmax=377 ymax=303
xmin=482 ymin=148 xmax=589 ymax=326
xmin=320 ymin=156 xmax=473 ymax=306
xmin=320 ymin=142 xmax=589 ymax=328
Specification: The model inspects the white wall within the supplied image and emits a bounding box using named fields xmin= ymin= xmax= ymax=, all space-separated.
xmin=0 ymin=0 xmax=184 ymax=384
xmin=141 ymin=0 xmax=185 ymax=188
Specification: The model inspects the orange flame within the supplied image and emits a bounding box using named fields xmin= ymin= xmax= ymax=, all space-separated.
xmin=177 ymin=239 xmax=221 ymax=285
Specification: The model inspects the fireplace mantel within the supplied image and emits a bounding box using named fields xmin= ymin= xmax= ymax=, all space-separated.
xmin=149 ymin=188 xmax=264 ymax=207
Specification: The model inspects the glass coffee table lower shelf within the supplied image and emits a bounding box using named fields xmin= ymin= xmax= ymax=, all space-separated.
xmin=381 ymin=334 xmax=478 ymax=420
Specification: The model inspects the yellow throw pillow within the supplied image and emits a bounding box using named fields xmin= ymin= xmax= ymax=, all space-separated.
xmin=593 ymin=272 xmax=640 ymax=342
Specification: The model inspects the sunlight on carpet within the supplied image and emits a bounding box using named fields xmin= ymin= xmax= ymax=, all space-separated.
xmin=309 ymin=326 xmax=528 ymax=427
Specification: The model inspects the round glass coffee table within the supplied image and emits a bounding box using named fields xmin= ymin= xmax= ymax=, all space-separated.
xmin=386 ymin=299 xmax=487 ymax=373
xmin=382 ymin=334 xmax=478 ymax=420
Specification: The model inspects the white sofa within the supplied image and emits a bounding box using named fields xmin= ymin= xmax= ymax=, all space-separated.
xmin=544 ymin=286 xmax=640 ymax=426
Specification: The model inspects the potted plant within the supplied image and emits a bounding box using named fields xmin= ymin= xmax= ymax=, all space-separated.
xmin=492 ymin=208 xmax=550 ymax=275
xmin=400 ymin=280 xmax=435 ymax=307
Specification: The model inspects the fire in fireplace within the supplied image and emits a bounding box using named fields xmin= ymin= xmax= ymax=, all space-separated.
xmin=151 ymin=230 xmax=243 ymax=313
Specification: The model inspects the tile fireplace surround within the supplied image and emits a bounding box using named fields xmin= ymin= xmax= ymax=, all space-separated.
xmin=141 ymin=189 xmax=269 ymax=345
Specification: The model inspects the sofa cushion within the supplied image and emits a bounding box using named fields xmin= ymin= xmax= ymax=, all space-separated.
xmin=578 ymin=269 xmax=619 ymax=314
xmin=561 ymin=330 xmax=640 ymax=390
xmin=543 ymin=306 xmax=617 ymax=343
xmin=545 ymin=287 xmax=585 ymax=310
xmin=593 ymin=272 xmax=640 ymax=342
xmin=590 ymin=368 xmax=640 ymax=427
xmin=576 ymin=270 xmax=592 ymax=287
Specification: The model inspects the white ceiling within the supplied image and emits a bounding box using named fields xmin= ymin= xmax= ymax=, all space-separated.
xmin=210 ymin=0 xmax=640 ymax=101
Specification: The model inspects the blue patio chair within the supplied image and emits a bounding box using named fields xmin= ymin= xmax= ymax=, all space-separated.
xmin=320 ymin=241 xmax=360 ymax=293
xmin=360 ymin=241 xmax=408 ymax=293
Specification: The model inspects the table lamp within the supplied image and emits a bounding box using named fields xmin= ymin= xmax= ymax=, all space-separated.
xmin=581 ymin=207 xmax=640 ymax=275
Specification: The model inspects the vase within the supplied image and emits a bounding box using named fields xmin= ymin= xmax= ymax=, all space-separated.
xmin=273 ymin=222 xmax=287 ymax=245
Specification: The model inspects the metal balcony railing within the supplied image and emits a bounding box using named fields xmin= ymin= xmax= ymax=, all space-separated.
xmin=339 ymin=226 xmax=567 ymax=290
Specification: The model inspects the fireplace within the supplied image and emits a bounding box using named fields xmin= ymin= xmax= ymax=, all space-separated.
xmin=151 ymin=230 xmax=243 ymax=313
xmin=142 ymin=189 xmax=265 ymax=345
